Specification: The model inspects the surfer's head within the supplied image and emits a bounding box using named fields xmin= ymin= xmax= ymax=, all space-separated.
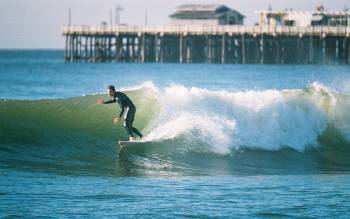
xmin=108 ymin=85 xmax=116 ymax=97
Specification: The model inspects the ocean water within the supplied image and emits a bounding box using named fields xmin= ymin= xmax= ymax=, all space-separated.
xmin=1 ymin=50 xmax=350 ymax=218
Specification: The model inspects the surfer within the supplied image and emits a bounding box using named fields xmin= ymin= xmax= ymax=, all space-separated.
xmin=97 ymin=85 xmax=143 ymax=141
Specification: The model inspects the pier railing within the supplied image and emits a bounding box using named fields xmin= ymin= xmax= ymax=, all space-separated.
xmin=62 ymin=25 xmax=350 ymax=37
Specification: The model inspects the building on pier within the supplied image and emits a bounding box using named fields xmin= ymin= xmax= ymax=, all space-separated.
xmin=169 ymin=4 xmax=245 ymax=26
xmin=61 ymin=5 xmax=350 ymax=64
xmin=256 ymin=6 xmax=350 ymax=27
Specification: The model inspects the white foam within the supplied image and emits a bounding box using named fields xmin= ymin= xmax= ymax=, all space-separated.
xmin=111 ymin=81 xmax=350 ymax=154
xmin=144 ymin=82 xmax=348 ymax=153
xmin=144 ymin=112 xmax=236 ymax=154
xmin=120 ymin=80 xmax=159 ymax=92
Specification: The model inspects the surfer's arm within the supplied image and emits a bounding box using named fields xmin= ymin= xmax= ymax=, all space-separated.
xmin=114 ymin=107 xmax=124 ymax=124
xmin=118 ymin=108 xmax=125 ymax=118
xmin=100 ymin=97 xmax=116 ymax=104
xmin=103 ymin=100 xmax=116 ymax=104
xmin=118 ymin=97 xmax=128 ymax=118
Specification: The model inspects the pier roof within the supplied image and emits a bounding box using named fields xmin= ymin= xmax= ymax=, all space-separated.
xmin=176 ymin=4 xmax=223 ymax=11
xmin=256 ymin=10 xmax=350 ymax=16
xmin=170 ymin=4 xmax=245 ymax=19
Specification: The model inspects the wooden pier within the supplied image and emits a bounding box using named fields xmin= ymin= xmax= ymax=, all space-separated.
xmin=62 ymin=25 xmax=350 ymax=64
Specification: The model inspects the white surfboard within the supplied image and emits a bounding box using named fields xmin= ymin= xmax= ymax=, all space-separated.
xmin=118 ymin=140 xmax=145 ymax=147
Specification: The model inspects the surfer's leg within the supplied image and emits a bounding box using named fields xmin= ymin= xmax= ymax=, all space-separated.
xmin=124 ymin=115 xmax=134 ymax=137
xmin=125 ymin=108 xmax=136 ymax=137
xmin=124 ymin=122 xmax=133 ymax=137
xmin=125 ymin=124 xmax=133 ymax=137
xmin=128 ymin=108 xmax=143 ymax=138
xmin=132 ymin=127 xmax=143 ymax=138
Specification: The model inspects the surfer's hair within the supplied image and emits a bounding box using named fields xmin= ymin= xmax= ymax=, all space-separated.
xmin=108 ymin=85 xmax=115 ymax=91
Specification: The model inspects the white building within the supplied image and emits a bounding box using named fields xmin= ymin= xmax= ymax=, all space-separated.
xmin=256 ymin=8 xmax=350 ymax=27
xmin=169 ymin=4 xmax=245 ymax=26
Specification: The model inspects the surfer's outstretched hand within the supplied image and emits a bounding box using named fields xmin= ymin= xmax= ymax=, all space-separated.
xmin=113 ymin=117 xmax=120 ymax=124
xmin=96 ymin=99 xmax=104 ymax=104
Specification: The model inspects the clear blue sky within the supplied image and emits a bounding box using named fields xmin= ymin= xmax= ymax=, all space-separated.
xmin=0 ymin=0 xmax=348 ymax=49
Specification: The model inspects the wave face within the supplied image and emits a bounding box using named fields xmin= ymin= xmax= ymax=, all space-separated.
xmin=1 ymin=82 xmax=350 ymax=176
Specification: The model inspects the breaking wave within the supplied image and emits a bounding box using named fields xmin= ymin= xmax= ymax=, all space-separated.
xmin=1 ymin=82 xmax=350 ymax=176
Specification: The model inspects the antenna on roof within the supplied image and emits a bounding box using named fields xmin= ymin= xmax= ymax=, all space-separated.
xmin=268 ymin=4 xmax=272 ymax=11
xmin=68 ymin=8 xmax=72 ymax=26
xmin=316 ymin=5 xmax=325 ymax=12
xmin=145 ymin=10 xmax=148 ymax=26
xmin=115 ymin=5 xmax=123 ymax=25
xmin=109 ymin=10 xmax=113 ymax=25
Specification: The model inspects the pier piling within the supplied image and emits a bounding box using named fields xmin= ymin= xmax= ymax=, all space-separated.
xmin=62 ymin=25 xmax=350 ymax=64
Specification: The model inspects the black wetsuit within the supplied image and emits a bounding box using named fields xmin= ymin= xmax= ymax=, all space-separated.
xmin=104 ymin=92 xmax=143 ymax=138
